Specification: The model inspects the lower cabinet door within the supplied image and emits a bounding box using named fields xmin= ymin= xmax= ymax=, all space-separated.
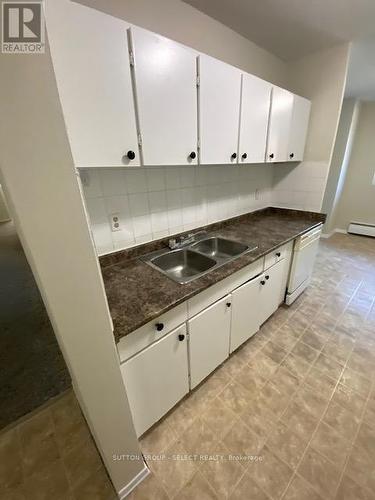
xmin=120 ymin=324 xmax=189 ymax=437
xmin=188 ymin=295 xmax=232 ymax=389
xmin=230 ymin=274 xmax=262 ymax=353
xmin=259 ymin=259 xmax=285 ymax=325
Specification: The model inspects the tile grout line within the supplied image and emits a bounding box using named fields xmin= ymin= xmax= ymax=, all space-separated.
xmin=330 ymin=285 xmax=375 ymax=499
xmin=221 ymin=299 xmax=324 ymax=500
xmin=278 ymin=276 xmax=364 ymax=500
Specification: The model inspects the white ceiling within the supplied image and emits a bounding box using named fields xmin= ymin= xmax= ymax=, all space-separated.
xmin=183 ymin=0 xmax=375 ymax=61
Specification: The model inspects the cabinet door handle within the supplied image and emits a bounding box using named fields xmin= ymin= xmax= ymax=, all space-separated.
xmin=265 ymin=275 xmax=270 ymax=280
xmin=260 ymin=280 xmax=266 ymax=285
xmin=226 ymin=302 xmax=231 ymax=308
xmin=269 ymin=153 xmax=274 ymax=159
xmin=231 ymin=153 xmax=237 ymax=159
xmin=155 ymin=322 xmax=164 ymax=332
xmin=241 ymin=153 xmax=247 ymax=160
xmin=126 ymin=150 xmax=136 ymax=160
xmin=276 ymin=252 xmax=281 ymax=257
xmin=189 ymin=151 xmax=196 ymax=159
xmin=178 ymin=334 xmax=185 ymax=341
xmin=289 ymin=153 xmax=294 ymax=159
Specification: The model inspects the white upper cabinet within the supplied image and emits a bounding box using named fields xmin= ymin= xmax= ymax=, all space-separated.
xmin=45 ymin=0 xmax=139 ymax=167
xmin=266 ymin=87 xmax=294 ymax=163
xmin=198 ymin=55 xmax=241 ymax=165
xmin=238 ymin=74 xmax=271 ymax=164
xmin=129 ymin=28 xmax=198 ymax=166
xmin=288 ymin=95 xmax=311 ymax=162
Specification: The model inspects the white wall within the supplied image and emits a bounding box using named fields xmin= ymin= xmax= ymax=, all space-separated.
xmin=322 ymin=98 xmax=360 ymax=234
xmin=0 ymin=28 xmax=145 ymax=499
xmin=83 ymin=165 xmax=273 ymax=254
xmin=76 ymin=0 xmax=287 ymax=87
xmin=272 ymin=43 xmax=351 ymax=213
xmin=0 ymin=185 xmax=10 ymax=222
xmin=333 ymin=101 xmax=375 ymax=230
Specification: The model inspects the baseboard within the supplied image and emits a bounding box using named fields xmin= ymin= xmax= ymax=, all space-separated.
xmin=117 ymin=462 xmax=150 ymax=499
xmin=321 ymin=228 xmax=347 ymax=239
xmin=320 ymin=232 xmax=333 ymax=239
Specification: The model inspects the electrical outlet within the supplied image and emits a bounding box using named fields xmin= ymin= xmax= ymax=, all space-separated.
xmin=110 ymin=213 xmax=121 ymax=232
xmin=255 ymin=189 xmax=260 ymax=200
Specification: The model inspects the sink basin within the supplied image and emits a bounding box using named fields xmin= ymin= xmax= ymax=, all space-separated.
xmin=149 ymin=249 xmax=216 ymax=284
xmin=190 ymin=237 xmax=249 ymax=260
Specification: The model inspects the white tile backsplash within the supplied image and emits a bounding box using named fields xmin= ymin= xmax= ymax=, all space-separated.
xmin=271 ymin=161 xmax=328 ymax=212
xmin=81 ymin=165 xmax=274 ymax=255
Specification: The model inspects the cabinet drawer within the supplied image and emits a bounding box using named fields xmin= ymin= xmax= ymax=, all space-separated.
xmin=264 ymin=242 xmax=292 ymax=270
xmin=117 ymin=302 xmax=187 ymax=362
xmin=188 ymin=259 xmax=263 ymax=318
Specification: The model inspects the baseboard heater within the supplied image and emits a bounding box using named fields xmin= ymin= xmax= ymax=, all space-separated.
xmin=348 ymin=222 xmax=375 ymax=238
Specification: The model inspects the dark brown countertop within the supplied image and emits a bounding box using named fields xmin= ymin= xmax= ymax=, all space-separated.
xmin=100 ymin=207 xmax=326 ymax=343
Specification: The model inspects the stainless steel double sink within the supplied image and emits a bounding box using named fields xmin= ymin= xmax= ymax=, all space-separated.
xmin=142 ymin=236 xmax=258 ymax=284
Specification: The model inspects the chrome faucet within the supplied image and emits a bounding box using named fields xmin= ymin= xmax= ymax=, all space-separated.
xmin=168 ymin=230 xmax=206 ymax=250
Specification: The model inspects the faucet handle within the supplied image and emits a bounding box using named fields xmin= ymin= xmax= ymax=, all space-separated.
xmin=168 ymin=238 xmax=177 ymax=249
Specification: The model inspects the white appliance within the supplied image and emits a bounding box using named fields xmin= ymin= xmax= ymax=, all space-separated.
xmin=285 ymin=225 xmax=322 ymax=305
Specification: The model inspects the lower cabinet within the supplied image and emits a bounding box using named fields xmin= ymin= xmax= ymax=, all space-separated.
xmin=119 ymin=245 xmax=295 ymax=436
xmin=120 ymin=324 xmax=189 ymax=437
xmin=259 ymin=258 xmax=285 ymax=325
xmin=188 ymin=295 xmax=232 ymax=389
xmin=230 ymin=274 xmax=262 ymax=353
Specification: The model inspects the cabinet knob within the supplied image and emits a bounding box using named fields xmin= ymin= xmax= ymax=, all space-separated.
xmin=231 ymin=153 xmax=237 ymax=159
xmin=242 ymin=153 xmax=247 ymax=160
xmin=127 ymin=150 xmax=136 ymax=160
xmin=269 ymin=153 xmax=274 ymax=159
xmin=178 ymin=334 xmax=185 ymax=341
xmin=226 ymin=302 xmax=231 ymax=308
xmin=265 ymin=275 xmax=270 ymax=280
xmin=155 ymin=322 xmax=164 ymax=332
xmin=276 ymin=252 xmax=281 ymax=257
xmin=261 ymin=280 xmax=266 ymax=285
xmin=189 ymin=151 xmax=197 ymax=160
xmin=289 ymin=153 xmax=294 ymax=159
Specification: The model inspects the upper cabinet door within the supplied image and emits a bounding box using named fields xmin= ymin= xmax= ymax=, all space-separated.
xmin=239 ymin=74 xmax=271 ymax=164
xmin=266 ymin=87 xmax=294 ymax=163
xmin=129 ymin=28 xmax=198 ymax=166
xmin=198 ymin=55 xmax=241 ymax=165
xmin=45 ymin=0 xmax=139 ymax=167
xmin=288 ymin=95 xmax=311 ymax=162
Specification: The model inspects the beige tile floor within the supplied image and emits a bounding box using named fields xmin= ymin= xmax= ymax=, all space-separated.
xmin=1 ymin=233 xmax=375 ymax=500
xmin=0 ymin=391 xmax=116 ymax=499
xmin=132 ymin=233 xmax=375 ymax=500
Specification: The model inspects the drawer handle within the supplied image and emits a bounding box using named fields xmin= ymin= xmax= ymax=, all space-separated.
xmin=178 ymin=334 xmax=185 ymax=342
xmin=155 ymin=322 xmax=164 ymax=332
xmin=261 ymin=280 xmax=266 ymax=286
xmin=276 ymin=252 xmax=281 ymax=257
xmin=265 ymin=275 xmax=270 ymax=280
xmin=226 ymin=302 xmax=231 ymax=308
